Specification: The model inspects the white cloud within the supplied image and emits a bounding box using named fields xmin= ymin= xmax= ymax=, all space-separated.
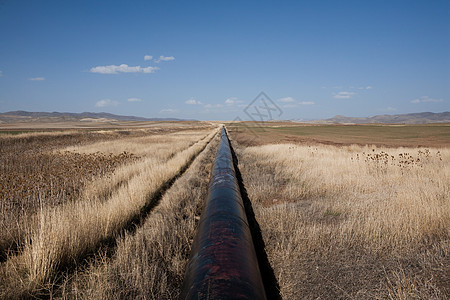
xmin=333 ymin=91 xmax=355 ymax=99
xmin=154 ymin=55 xmax=175 ymax=63
xmin=278 ymin=97 xmax=295 ymax=103
xmin=277 ymin=97 xmax=314 ymax=108
xmin=185 ymin=98 xmax=202 ymax=105
xmin=224 ymin=97 xmax=243 ymax=106
xmin=204 ymin=103 xmax=224 ymax=108
xmin=29 ymin=77 xmax=45 ymax=81
xmin=225 ymin=97 xmax=237 ymax=105
xmin=95 ymin=99 xmax=119 ymax=107
xmin=411 ymin=96 xmax=443 ymax=104
xmin=127 ymin=97 xmax=142 ymax=102
xmin=144 ymin=55 xmax=153 ymax=61
xmin=90 ymin=64 xmax=159 ymax=74
xmin=365 ymin=86 xmax=373 ymax=90
xmin=386 ymin=107 xmax=397 ymax=111
xmin=159 ymin=108 xmax=179 ymax=114
xmin=0 ymin=70 xmax=2 ymax=76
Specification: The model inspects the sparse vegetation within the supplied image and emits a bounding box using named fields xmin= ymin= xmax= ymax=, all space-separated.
xmin=227 ymin=122 xmax=450 ymax=147
xmin=0 ymin=130 xmax=144 ymax=261
xmin=61 ymin=131 xmax=220 ymax=299
xmin=231 ymin=138 xmax=449 ymax=299
xmin=0 ymin=126 xmax=217 ymax=298
xmin=0 ymin=122 xmax=448 ymax=299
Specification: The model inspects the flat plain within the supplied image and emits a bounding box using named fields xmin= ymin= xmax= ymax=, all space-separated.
xmin=227 ymin=122 xmax=449 ymax=299
xmin=226 ymin=122 xmax=450 ymax=147
xmin=0 ymin=121 xmax=449 ymax=299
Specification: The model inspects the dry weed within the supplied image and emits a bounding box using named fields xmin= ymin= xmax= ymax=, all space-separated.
xmin=0 ymin=128 xmax=216 ymax=298
xmin=0 ymin=131 xmax=141 ymax=260
xmin=62 ymin=131 xmax=220 ymax=299
xmin=232 ymin=141 xmax=449 ymax=299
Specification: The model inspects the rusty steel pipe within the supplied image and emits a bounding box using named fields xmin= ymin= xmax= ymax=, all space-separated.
xmin=180 ymin=127 xmax=266 ymax=300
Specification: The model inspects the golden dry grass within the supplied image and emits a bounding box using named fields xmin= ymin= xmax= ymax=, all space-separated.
xmin=71 ymin=131 xmax=211 ymax=204
xmin=0 ymin=128 xmax=217 ymax=298
xmin=62 ymin=130 xmax=208 ymax=157
xmin=60 ymin=131 xmax=220 ymax=299
xmin=0 ymin=129 xmax=208 ymax=260
xmin=2 ymin=123 xmax=447 ymax=299
xmin=0 ymin=130 xmax=145 ymax=261
xmin=232 ymin=140 xmax=449 ymax=299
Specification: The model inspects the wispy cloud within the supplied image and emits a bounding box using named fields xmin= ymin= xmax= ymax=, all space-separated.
xmin=95 ymin=99 xmax=119 ymax=107
xmin=319 ymin=86 xmax=341 ymax=89
xmin=278 ymin=97 xmax=296 ymax=103
xmin=127 ymin=97 xmax=142 ymax=102
xmin=333 ymin=91 xmax=355 ymax=99
xmin=159 ymin=108 xmax=179 ymax=114
xmin=281 ymin=101 xmax=315 ymax=108
xmin=278 ymin=97 xmax=315 ymax=108
xmin=386 ymin=106 xmax=397 ymax=111
xmin=225 ymin=97 xmax=237 ymax=105
xmin=224 ymin=97 xmax=244 ymax=106
xmin=144 ymin=55 xmax=153 ymax=61
xmin=90 ymin=64 xmax=159 ymax=74
xmin=154 ymin=55 xmax=175 ymax=63
xmin=411 ymin=96 xmax=443 ymax=104
xmin=0 ymin=70 xmax=3 ymax=77
xmin=204 ymin=103 xmax=224 ymax=108
xmin=185 ymin=97 xmax=202 ymax=105
xmin=29 ymin=77 xmax=45 ymax=81
xmin=351 ymin=86 xmax=373 ymax=90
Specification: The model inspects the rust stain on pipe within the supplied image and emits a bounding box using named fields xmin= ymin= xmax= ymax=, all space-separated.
xmin=180 ymin=126 xmax=266 ymax=300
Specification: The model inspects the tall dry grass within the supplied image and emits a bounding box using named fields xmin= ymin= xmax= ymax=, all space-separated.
xmin=233 ymin=141 xmax=449 ymax=299
xmin=0 ymin=130 xmax=144 ymax=261
xmin=60 ymin=131 xmax=220 ymax=299
xmin=62 ymin=130 xmax=208 ymax=157
xmin=0 ymin=129 xmax=216 ymax=298
xmin=0 ymin=129 xmax=207 ymax=262
xmin=75 ymin=131 xmax=212 ymax=204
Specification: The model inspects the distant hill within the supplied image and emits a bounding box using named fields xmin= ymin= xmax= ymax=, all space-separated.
xmin=316 ymin=112 xmax=450 ymax=124
xmin=0 ymin=111 xmax=184 ymax=123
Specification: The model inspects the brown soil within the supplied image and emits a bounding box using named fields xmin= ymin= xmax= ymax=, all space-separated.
xmin=227 ymin=123 xmax=450 ymax=148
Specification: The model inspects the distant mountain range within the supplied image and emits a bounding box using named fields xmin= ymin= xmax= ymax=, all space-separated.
xmin=1 ymin=110 xmax=449 ymax=124
xmin=312 ymin=112 xmax=450 ymax=124
xmin=0 ymin=111 xmax=184 ymax=123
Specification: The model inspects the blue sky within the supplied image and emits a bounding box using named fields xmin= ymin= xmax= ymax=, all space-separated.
xmin=0 ymin=0 xmax=449 ymax=120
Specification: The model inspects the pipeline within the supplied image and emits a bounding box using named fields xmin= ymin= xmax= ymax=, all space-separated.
xmin=180 ymin=126 xmax=266 ymax=300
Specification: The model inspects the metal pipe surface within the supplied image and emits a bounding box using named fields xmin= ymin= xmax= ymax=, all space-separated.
xmin=180 ymin=127 xmax=266 ymax=300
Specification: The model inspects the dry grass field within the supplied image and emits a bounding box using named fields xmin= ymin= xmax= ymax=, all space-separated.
xmin=0 ymin=123 xmax=218 ymax=298
xmin=0 ymin=121 xmax=448 ymax=299
xmin=227 ymin=122 xmax=450 ymax=148
xmin=62 ymin=131 xmax=220 ymax=299
xmin=228 ymin=124 xmax=449 ymax=299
